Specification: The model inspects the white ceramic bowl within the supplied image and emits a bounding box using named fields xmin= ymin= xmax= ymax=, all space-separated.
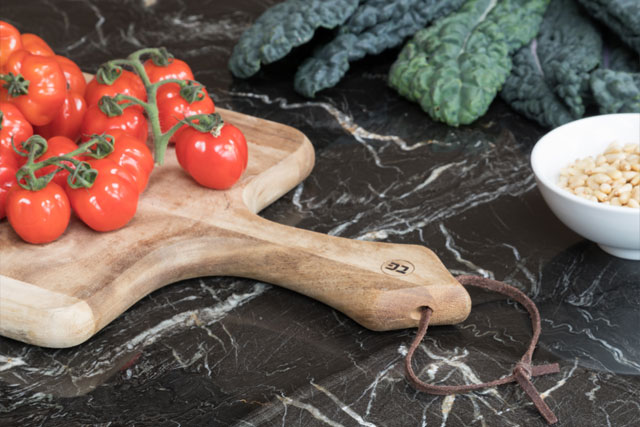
xmin=531 ymin=113 xmax=640 ymax=260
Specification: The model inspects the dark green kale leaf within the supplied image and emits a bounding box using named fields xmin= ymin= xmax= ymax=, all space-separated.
xmin=590 ymin=69 xmax=640 ymax=114
xmin=388 ymin=0 xmax=549 ymax=127
xmin=576 ymin=0 xmax=640 ymax=55
xmin=293 ymin=0 xmax=465 ymax=98
xmin=228 ymin=0 xmax=359 ymax=79
xmin=500 ymin=0 xmax=602 ymax=128
xmin=590 ymin=42 xmax=640 ymax=114
xmin=500 ymin=42 xmax=574 ymax=128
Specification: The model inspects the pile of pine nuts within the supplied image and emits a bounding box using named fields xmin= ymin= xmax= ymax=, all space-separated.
xmin=558 ymin=142 xmax=640 ymax=208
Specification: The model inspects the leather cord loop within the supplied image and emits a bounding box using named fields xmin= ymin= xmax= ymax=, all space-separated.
xmin=405 ymin=275 xmax=560 ymax=424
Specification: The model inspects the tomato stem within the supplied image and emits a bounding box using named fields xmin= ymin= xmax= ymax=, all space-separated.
xmin=15 ymin=134 xmax=115 ymax=191
xmin=96 ymin=47 xmax=216 ymax=165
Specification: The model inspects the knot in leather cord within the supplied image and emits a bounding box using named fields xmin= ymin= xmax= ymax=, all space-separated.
xmin=514 ymin=361 xmax=533 ymax=379
xmin=404 ymin=275 xmax=560 ymax=425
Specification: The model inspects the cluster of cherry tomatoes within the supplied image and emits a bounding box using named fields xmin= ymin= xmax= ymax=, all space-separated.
xmin=0 ymin=21 xmax=248 ymax=245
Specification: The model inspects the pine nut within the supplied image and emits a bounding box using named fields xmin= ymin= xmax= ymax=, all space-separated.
xmin=558 ymin=142 xmax=640 ymax=208
xmin=627 ymin=199 xmax=640 ymax=208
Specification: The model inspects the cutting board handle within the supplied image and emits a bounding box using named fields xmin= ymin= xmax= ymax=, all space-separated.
xmin=226 ymin=211 xmax=471 ymax=330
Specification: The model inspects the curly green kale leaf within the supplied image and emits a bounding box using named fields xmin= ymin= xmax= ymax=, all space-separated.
xmin=588 ymin=32 xmax=640 ymax=115
xmin=577 ymin=0 xmax=640 ymax=55
xmin=500 ymin=0 xmax=602 ymax=127
xmin=388 ymin=0 xmax=549 ymax=127
xmin=293 ymin=0 xmax=465 ymax=98
xmin=229 ymin=0 xmax=359 ymax=79
xmin=590 ymin=70 xmax=640 ymax=114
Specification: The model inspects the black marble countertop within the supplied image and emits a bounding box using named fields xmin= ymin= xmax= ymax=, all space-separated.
xmin=1 ymin=1 xmax=639 ymax=426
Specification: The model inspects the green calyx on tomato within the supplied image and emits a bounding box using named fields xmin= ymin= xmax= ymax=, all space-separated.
xmin=184 ymin=112 xmax=224 ymax=136
xmin=14 ymin=134 xmax=115 ymax=191
xmin=149 ymin=47 xmax=172 ymax=67
xmin=98 ymin=95 xmax=126 ymax=117
xmin=179 ymin=81 xmax=207 ymax=104
xmin=1 ymin=72 xmax=29 ymax=97
xmin=96 ymin=63 xmax=123 ymax=85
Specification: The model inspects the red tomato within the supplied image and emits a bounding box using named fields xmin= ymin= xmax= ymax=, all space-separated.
xmin=80 ymin=104 xmax=148 ymax=143
xmin=66 ymin=158 xmax=138 ymax=232
xmin=54 ymin=55 xmax=87 ymax=96
xmin=0 ymin=145 xmax=18 ymax=219
xmin=32 ymin=136 xmax=78 ymax=187
xmin=175 ymin=123 xmax=248 ymax=190
xmin=0 ymin=21 xmax=22 ymax=69
xmin=105 ymin=130 xmax=154 ymax=192
xmin=2 ymin=50 xmax=66 ymax=126
xmin=35 ymin=92 xmax=86 ymax=141
xmin=20 ymin=33 xmax=54 ymax=56
xmin=85 ymin=69 xmax=147 ymax=111
xmin=157 ymin=84 xmax=215 ymax=143
xmin=6 ymin=182 xmax=70 ymax=244
xmin=144 ymin=57 xmax=194 ymax=84
xmin=0 ymin=101 xmax=33 ymax=154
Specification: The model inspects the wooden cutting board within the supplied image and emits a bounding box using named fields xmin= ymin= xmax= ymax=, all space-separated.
xmin=0 ymin=109 xmax=471 ymax=348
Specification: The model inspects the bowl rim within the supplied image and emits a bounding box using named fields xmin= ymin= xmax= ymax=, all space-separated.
xmin=530 ymin=113 xmax=640 ymax=215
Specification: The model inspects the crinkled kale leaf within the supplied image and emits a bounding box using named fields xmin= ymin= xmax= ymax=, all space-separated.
xmin=388 ymin=0 xmax=549 ymax=127
xmin=501 ymin=42 xmax=574 ymax=128
xmin=576 ymin=0 xmax=640 ymax=55
xmin=591 ymin=70 xmax=640 ymax=114
xmin=293 ymin=0 xmax=465 ymax=98
xmin=228 ymin=0 xmax=360 ymax=79
xmin=590 ymin=42 xmax=640 ymax=114
xmin=501 ymin=0 xmax=601 ymax=128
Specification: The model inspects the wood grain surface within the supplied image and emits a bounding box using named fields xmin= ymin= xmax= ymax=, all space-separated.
xmin=0 ymin=109 xmax=471 ymax=348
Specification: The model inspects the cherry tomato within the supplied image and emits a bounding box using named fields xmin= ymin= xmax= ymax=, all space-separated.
xmin=0 ymin=145 xmax=18 ymax=219
xmin=66 ymin=158 xmax=139 ymax=232
xmin=0 ymin=21 xmax=22 ymax=69
xmin=144 ymin=57 xmax=194 ymax=84
xmin=85 ymin=69 xmax=147 ymax=112
xmin=6 ymin=182 xmax=70 ymax=244
xmin=31 ymin=136 xmax=78 ymax=187
xmin=175 ymin=123 xmax=248 ymax=190
xmin=0 ymin=101 xmax=33 ymax=154
xmin=2 ymin=50 xmax=66 ymax=126
xmin=80 ymin=103 xmax=148 ymax=143
xmin=105 ymin=130 xmax=154 ymax=192
xmin=20 ymin=33 xmax=54 ymax=57
xmin=54 ymin=55 xmax=87 ymax=96
xmin=35 ymin=92 xmax=86 ymax=141
xmin=157 ymin=84 xmax=215 ymax=143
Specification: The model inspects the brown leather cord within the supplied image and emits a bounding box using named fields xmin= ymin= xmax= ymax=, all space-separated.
xmin=405 ymin=275 xmax=560 ymax=424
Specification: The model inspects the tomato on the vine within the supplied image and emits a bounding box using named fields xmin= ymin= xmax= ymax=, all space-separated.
xmin=55 ymin=55 xmax=87 ymax=96
xmin=175 ymin=123 xmax=248 ymax=190
xmin=144 ymin=57 xmax=194 ymax=84
xmin=0 ymin=21 xmax=22 ymax=69
xmin=85 ymin=69 xmax=146 ymax=111
xmin=0 ymin=145 xmax=17 ymax=219
xmin=157 ymin=83 xmax=214 ymax=143
xmin=2 ymin=50 xmax=66 ymax=126
xmin=66 ymin=158 xmax=139 ymax=232
xmin=105 ymin=130 xmax=154 ymax=192
xmin=35 ymin=91 xmax=86 ymax=141
xmin=80 ymin=103 xmax=148 ymax=143
xmin=32 ymin=136 xmax=78 ymax=187
xmin=6 ymin=182 xmax=70 ymax=244
xmin=20 ymin=33 xmax=54 ymax=56
xmin=0 ymin=101 xmax=33 ymax=154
